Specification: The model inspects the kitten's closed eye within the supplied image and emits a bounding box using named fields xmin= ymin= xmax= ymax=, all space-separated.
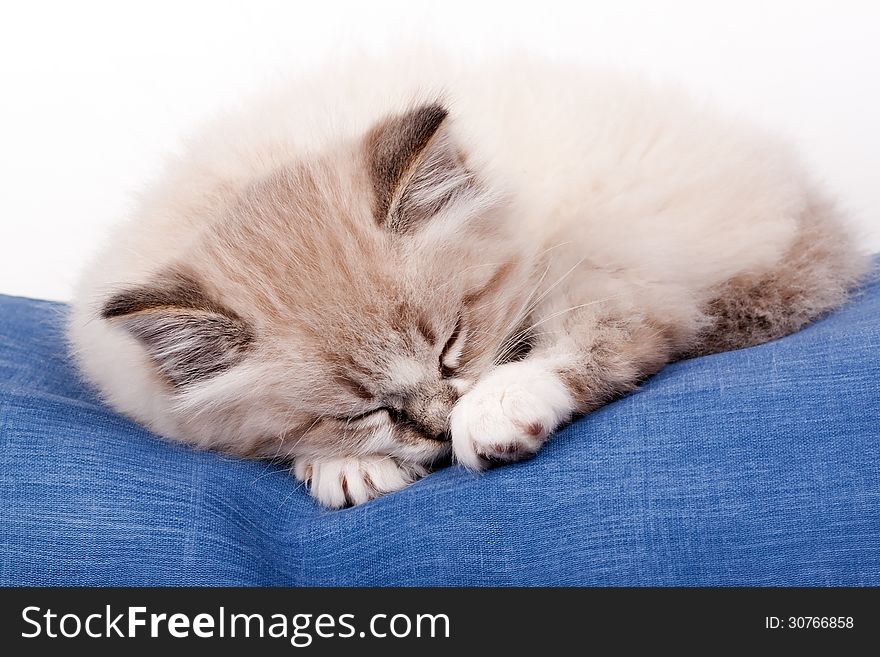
xmin=440 ymin=315 xmax=464 ymax=378
xmin=340 ymin=407 xmax=391 ymax=424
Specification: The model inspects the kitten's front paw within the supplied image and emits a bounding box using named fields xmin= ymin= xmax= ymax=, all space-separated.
xmin=449 ymin=360 xmax=573 ymax=471
xmin=293 ymin=455 xmax=427 ymax=508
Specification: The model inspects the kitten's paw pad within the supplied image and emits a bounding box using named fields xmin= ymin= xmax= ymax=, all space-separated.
xmin=449 ymin=362 xmax=572 ymax=471
xmin=293 ymin=456 xmax=427 ymax=508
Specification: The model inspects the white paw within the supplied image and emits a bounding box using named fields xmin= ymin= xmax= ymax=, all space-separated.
xmin=450 ymin=359 xmax=573 ymax=471
xmin=293 ymin=455 xmax=427 ymax=508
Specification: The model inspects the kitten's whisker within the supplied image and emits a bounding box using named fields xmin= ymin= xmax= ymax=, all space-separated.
xmin=521 ymin=257 xmax=587 ymax=319
xmin=537 ymin=240 xmax=574 ymax=257
xmin=527 ymin=295 xmax=625 ymax=331
xmin=490 ymin=257 xmax=588 ymax=365
xmin=492 ymin=292 xmax=627 ymax=365
xmin=271 ymin=410 xmax=327 ymax=463
xmin=488 ymin=262 xmax=552 ymax=349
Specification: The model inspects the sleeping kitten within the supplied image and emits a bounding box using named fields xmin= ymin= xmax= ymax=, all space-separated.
xmin=69 ymin=54 xmax=868 ymax=508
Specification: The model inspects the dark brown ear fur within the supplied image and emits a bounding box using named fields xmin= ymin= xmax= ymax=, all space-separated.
xmin=102 ymin=273 xmax=253 ymax=387
xmin=364 ymin=102 xmax=479 ymax=233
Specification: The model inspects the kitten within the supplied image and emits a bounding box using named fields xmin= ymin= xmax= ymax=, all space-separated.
xmin=69 ymin=54 xmax=868 ymax=508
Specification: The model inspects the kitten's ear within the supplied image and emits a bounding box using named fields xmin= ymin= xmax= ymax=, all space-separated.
xmin=365 ymin=102 xmax=482 ymax=233
xmin=101 ymin=274 xmax=253 ymax=387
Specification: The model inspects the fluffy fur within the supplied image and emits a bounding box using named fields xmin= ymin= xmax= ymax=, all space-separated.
xmin=69 ymin=53 xmax=868 ymax=507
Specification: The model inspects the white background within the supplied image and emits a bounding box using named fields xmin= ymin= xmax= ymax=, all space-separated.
xmin=1 ymin=0 xmax=878 ymax=301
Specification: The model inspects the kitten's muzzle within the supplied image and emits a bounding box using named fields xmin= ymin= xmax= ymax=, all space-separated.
xmin=402 ymin=382 xmax=458 ymax=442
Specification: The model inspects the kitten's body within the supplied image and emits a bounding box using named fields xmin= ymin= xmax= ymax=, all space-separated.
xmin=70 ymin=54 xmax=868 ymax=507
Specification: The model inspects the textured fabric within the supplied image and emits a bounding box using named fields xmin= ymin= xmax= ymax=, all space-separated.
xmin=1 ymin=263 xmax=878 ymax=586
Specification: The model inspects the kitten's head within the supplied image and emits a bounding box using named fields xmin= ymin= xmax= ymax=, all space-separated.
xmin=102 ymin=103 xmax=537 ymax=466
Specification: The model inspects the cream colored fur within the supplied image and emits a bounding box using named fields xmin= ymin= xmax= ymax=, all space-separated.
xmin=69 ymin=53 xmax=869 ymax=507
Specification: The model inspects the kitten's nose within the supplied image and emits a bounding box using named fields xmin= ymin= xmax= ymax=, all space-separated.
xmin=406 ymin=382 xmax=458 ymax=441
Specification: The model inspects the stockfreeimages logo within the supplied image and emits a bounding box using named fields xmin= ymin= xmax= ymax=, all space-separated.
xmin=21 ymin=606 xmax=450 ymax=647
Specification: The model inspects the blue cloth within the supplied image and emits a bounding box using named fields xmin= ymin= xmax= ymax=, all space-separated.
xmin=1 ymin=263 xmax=879 ymax=586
